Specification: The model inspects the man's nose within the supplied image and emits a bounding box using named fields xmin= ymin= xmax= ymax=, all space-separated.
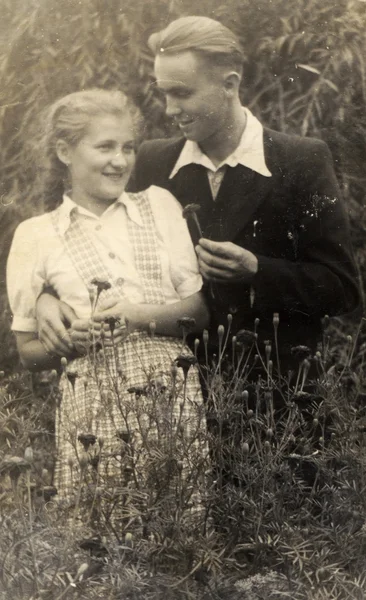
xmin=165 ymin=96 xmax=181 ymax=117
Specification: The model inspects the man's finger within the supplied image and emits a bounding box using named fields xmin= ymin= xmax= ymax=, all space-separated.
xmin=198 ymin=259 xmax=234 ymax=281
xmin=196 ymin=245 xmax=232 ymax=270
xmin=198 ymin=238 xmax=234 ymax=258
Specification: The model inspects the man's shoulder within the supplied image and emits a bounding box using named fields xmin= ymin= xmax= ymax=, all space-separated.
xmin=263 ymin=127 xmax=332 ymax=171
xmin=264 ymin=127 xmax=328 ymax=151
xmin=137 ymin=136 xmax=186 ymax=161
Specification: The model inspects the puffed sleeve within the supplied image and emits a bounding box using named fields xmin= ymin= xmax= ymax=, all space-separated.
xmin=148 ymin=186 xmax=203 ymax=299
xmin=6 ymin=219 xmax=47 ymax=332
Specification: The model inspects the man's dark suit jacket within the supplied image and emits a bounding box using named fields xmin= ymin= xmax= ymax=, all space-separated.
xmin=127 ymin=127 xmax=360 ymax=360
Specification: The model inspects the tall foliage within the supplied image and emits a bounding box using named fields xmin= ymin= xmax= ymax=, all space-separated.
xmin=0 ymin=0 xmax=365 ymax=369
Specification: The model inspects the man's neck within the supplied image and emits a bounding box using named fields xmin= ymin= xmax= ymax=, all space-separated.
xmin=199 ymin=104 xmax=247 ymax=167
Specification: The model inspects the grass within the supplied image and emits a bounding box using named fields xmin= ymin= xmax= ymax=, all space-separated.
xmin=1 ymin=315 xmax=366 ymax=599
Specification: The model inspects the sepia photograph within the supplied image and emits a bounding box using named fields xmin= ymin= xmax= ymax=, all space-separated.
xmin=0 ymin=0 xmax=365 ymax=598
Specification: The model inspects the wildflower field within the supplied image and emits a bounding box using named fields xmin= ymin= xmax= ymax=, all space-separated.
xmin=0 ymin=0 xmax=366 ymax=598
xmin=1 ymin=309 xmax=366 ymax=600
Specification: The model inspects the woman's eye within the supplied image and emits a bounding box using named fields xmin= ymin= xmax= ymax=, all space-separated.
xmin=123 ymin=143 xmax=135 ymax=154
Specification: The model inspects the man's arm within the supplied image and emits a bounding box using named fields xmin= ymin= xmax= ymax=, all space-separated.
xmin=36 ymin=294 xmax=76 ymax=356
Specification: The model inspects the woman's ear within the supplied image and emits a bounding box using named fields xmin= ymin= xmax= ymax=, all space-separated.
xmin=56 ymin=139 xmax=71 ymax=166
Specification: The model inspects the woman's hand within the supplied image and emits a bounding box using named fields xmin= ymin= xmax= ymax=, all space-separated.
xmin=70 ymin=315 xmax=129 ymax=354
xmin=93 ymin=298 xmax=143 ymax=332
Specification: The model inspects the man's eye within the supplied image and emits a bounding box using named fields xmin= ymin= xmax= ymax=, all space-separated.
xmin=98 ymin=144 xmax=113 ymax=151
xmin=176 ymin=88 xmax=192 ymax=98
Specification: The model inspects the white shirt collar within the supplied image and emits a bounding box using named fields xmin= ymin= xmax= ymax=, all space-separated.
xmin=57 ymin=192 xmax=143 ymax=235
xmin=169 ymin=107 xmax=272 ymax=179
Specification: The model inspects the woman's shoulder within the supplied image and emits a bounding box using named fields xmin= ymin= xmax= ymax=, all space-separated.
xmin=13 ymin=212 xmax=55 ymax=240
xmin=144 ymin=185 xmax=183 ymax=211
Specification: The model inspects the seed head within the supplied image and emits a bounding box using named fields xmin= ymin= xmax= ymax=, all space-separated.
xmin=273 ymin=312 xmax=280 ymax=328
xmin=24 ymin=446 xmax=34 ymax=463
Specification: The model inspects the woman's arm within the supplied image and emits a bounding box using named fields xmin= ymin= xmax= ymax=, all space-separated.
xmin=15 ymin=332 xmax=64 ymax=372
xmin=93 ymin=291 xmax=210 ymax=338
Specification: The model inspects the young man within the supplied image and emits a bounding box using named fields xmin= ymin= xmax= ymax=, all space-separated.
xmin=36 ymin=16 xmax=360 ymax=366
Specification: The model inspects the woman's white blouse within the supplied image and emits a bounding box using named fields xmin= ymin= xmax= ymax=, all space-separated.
xmin=7 ymin=186 xmax=203 ymax=332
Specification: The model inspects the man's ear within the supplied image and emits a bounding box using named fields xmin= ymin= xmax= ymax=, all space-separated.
xmin=223 ymin=71 xmax=241 ymax=96
xmin=56 ymin=139 xmax=71 ymax=166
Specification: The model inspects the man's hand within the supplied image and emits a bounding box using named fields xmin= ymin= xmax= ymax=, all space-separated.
xmin=195 ymin=238 xmax=258 ymax=283
xmin=36 ymin=294 xmax=76 ymax=357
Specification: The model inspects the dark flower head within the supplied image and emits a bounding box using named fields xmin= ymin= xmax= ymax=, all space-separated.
xmin=127 ymin=385 xmax=147 ymax=397
xmin=182 ymin=203 xmax=201 ymax=218
xmin=79 ymin=537 xmax=108 ymax=557
xmin=117 ymin=430 xmax=131 ymax=444
xmin=42 ymin=486 xmax=58 ymax=501
xmin=90 ymin=279 xmax=112 ymax=294
xmin=0 ymin=456 xmax=31 ymax=482
xmin=104 ymin=316 xmax=121 ymax=335
xmin=66 ymin=371 xmax=78 ymax=391
xmin=182 ymin=204 xmax=202 ymax=241
xmin=78 ymin=433 xmax=97 ymax=451
xmin=235 ymin=329 xmax=257 ymax=347
xmin=177 ymin=317 xmax=196 ymax=331
xmin=175 ymin=354 xmax=197 ymax=376
xmin=291 ymin=345 xmax=311 ymax=361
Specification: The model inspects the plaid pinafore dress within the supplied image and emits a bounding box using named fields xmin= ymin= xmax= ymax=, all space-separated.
xmin=50 ymin=192 xmax=208 ymax=510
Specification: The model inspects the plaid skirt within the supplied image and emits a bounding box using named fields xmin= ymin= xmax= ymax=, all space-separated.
xmin=53 ymin=331 xmax=208 ymax=526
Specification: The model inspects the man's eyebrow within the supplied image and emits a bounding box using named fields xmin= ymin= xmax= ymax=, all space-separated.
xmin=157 ymin=83 xmax=191 ymax=94
xmin=155 ymin=78 xmax=189 ymax=88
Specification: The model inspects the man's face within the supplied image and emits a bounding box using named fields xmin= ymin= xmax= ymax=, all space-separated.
xmin=154 ymin=51 xmax=230 ymax=145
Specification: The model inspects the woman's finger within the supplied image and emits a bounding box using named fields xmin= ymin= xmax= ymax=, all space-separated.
xmin=41 ymin=328 xmax=73 ymax=356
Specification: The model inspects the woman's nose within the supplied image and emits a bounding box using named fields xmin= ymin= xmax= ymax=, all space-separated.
xmin=110 ymin=151 xmax=127 ymax=167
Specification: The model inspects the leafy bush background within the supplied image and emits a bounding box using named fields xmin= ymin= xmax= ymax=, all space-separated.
xmin=0 ymin=0 xmax=365 ymax=371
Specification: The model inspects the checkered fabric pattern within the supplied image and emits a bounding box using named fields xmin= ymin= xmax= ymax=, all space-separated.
xmin=127 ymin=192 xmax=165 ymax=304
xmin=50 ymin=192 xmax=208 ymax=526
xmin=50 ymin=208 xmax=125 ymax=307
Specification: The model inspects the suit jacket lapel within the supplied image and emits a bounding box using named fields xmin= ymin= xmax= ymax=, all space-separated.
xmin=208 ymin=130 xmax=276 ymax=242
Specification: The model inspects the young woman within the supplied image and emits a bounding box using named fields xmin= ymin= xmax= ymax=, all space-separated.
xmin=6 ymin=90 xmax=209 ymax=515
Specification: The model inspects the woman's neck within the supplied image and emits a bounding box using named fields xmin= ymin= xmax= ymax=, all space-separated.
xmin=68 ymin=191 xmax=117 ymax=218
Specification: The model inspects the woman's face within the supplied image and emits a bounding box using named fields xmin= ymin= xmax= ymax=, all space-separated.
xmin=59 ymin=113 xmax=135 ymax=214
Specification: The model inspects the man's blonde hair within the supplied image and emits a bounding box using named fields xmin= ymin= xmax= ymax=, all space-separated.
xmin=148 ymin=16 xmax=244 ymax=73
